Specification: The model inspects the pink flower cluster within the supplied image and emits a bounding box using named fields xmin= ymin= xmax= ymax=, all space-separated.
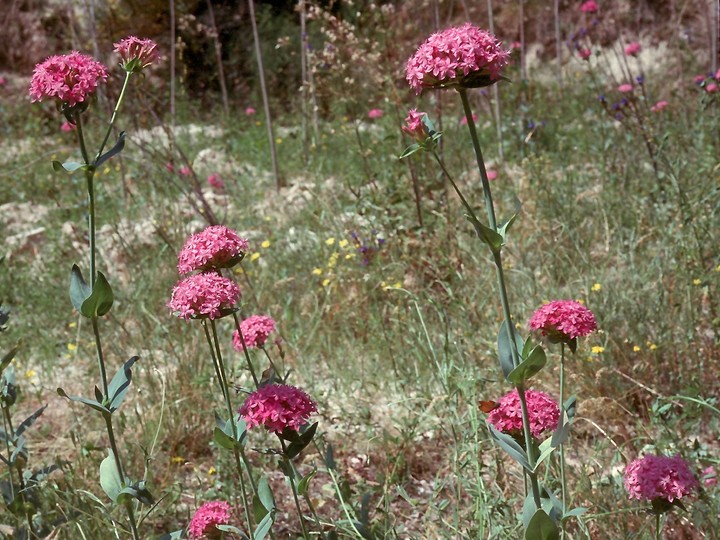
xmin=529 ymin=300 xmax=597 ymax=342
xmin=405 ymin=23 xmax=510 ymax=94
xmin=368 ymin=108 xmax=383 ymax=119
xmin=488 ymin=389 xmax=560 ymax=438
xmin=113 ymin=36 xmax=159 ymax=72
xmin=177 ymin=225 xmax=249 ymax=274
xmin=402 ymin=108 xmax=428 ymax=141
xmin=167 ymin=272 xmax=240 ymax=320
xmin=29 ymin=51 xmax=108 ymax=107
xmin=207 ymin=173 xmax=224 ymax=189
xmin=650 ymin=100 xmax=669 ymax=113
xmin=618 ymin=84 xmax=633 ymax=93
xmin=580 ymin=0 xmax=598 ymax=13
xmin=624 ymin=455 xmax=698 ymax=503
xmin=239 ymin=384 xmax=317 ymax=434
xmin=233 ymin=315 xmax=277 ymax=350
xmin=188 ymin=500 xmax=232 ymax=539
xmin=578 ymin=48 xmax=592 ymax=61
xmin=624 ymin=42 xmax=642 ymax=57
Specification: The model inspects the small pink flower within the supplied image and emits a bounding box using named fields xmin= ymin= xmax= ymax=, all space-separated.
xmin=694 ymin=75 xmax=706 ymax=84
xmin=207 ymin=173 xmax=224 ymax=189
xmin=113 ymin=36 xmax=159 ymax=72
xmin=239 ymin=384 xmax=317 ymax=434
xmin=487 ymin=389 xmax=560 ymax=438
xmin=167 ymin=273 xmax=240 ymax=320
xmin=486 ymin=169 xmax=498 ymax=180
xmin=402 ymin=108 xmax=428 ymax=142
xmin=624 ymin=455 xmax=698 ymax=503
xmin=702 ymin=466 xmax=717 ymax=488
xmin=580 ymin=0 xmax=598 ymax=13
xmin=233 ymin=314 xmax=277 ymax=350
xmin=0 ymin=76 xmax=6 ymax=86
xmin=650 ymin=100 xmax=669 ymax=113
xmin=29 ymin=51 xmax=108 ymax=107
xmin=706 ymin=82 xmax=718 ymax=93
xmin=406 ymin=23 xmax=510 ymax=94
xmin=510 ymin=41 xmax=522 ymax=50
xmin=188 ymin=500 xmax=232 ymax=539
xmin=618 ymin=84 xmax=633 ymax=93
xmin=245 ymin=106 xmax=256 ymax=116
xmin=578 ymin=48 xmax=592 ymax=61
xmin=460 ymin=113 xmax=479 ymax=126
xmin=177 ymin=225 xmax=249 ymax=274
xmin=61 ymin=120 xmax=76 ymax=132
xmin=624 ymin=42 xmax=642 ymax=57
xmin=165 ymin=162 xmax=175 ymax=173
xmin=368 ymin=108 xmax=383 ymax=119
xmin=529 ymin=300 xmax=597 ymax=343
xmin=715 ymin=69 xmax=720 ymax=80
xmin=179 ymin=166 xmax=192 ymax=176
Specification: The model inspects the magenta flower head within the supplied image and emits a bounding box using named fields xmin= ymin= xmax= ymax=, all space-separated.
xmin=618 ymin=83 xmax=633 ymax=93
xmin=487 ymin=389 xmax=559 ymax=438
xmin=168 ymin=273 xmax=240 ymax=320
xmin=651 ymin=100 xmax=669 ymax=113
xmin=239 ymin=384 xmax=317 ymax=434
xmin=233 ymin=314 xmax=277 ymax=350
xmin=368 ymin=108 xmax=384 ymax=119
xmin=188 ymin=500 xmax=232 ymax=539
xmin=207 ymin=173 xmax=224 ymax=189
xmin=401 ymin=108 xmax=429 ymax=142
xmin=29 ymin=51 xmax=108 ymax=108
xmin=578 ymin=48 xmax=592 ymax=61
xmin=113 ymin=36 xmax=160 ymax=73
xmin=706 ymin=82 xmax=719 ymax=93
xmin=580 ymin=0 xmax=598 ymax=13
xmin=177 ymin=225 xmax=249 ymax=274
xmin=624 ymin=455 xmax=698 ymax=508
xmin=405 ymin=23 xmax=510 ymax=94
xmin=529 ymin=300 xmax=597 ymax=348
xmin=624 ymin=42 xmax=642 ymax=57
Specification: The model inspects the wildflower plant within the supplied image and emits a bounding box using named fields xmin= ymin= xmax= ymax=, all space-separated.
xmin=30 ymin=38 xmax=160 ymax=539
xmin=401 ymin=22 xmax=595 ymax=539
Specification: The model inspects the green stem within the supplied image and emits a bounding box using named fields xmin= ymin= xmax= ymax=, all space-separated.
xmin=457 ymin=88 xmax=541 ymax=508
xmin=232 ymin=312 xmax=260 ymax=387
xmin=92 ymin=317 xmax=110 ymax=400
xmin=279 ymin=441 xmax=311 ymax=540
xmin=656 ymin=512 xmax=661 ymax=540
xmin=203 ymin=320 xmax=256 ymax=538
xmin=95 ymin=71 xmax=133 ymax=161
xmin=559 ymin=342 xmax=567 ymax=538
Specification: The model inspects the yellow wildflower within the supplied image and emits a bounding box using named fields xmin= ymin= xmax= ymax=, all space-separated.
xmin=647 ymin=342 xmax=657 ymax=350
xmin=345 ymin=253 xmax=355 ymax=260
xmin=25 ymin=369 xmax=37 ymax=379
xmin=103 ymin=166 xmax=111 ymax=175
xmin=339 ymin=239 xmax=349 ymax=248
xmin=591 ymin=283 xmax=602 ymax=292
xmin=576 ymin=298 xmax=585 ymax=305
xmin=327 ymin=252 xmax=339 ymax=268
xmin=68 ymin=322 xmax=77 ymax=328
xmin=325 ymin=237 xmax=335 ymax=246
xmin=312 ymin=268 xmax=322 ymax=276
xmin=322 ymin=278 xmax=331 ymax=287
xmin=170 ymin=456 xmax=185 ymax=465
xmin=261 ymin=240 xmax=271 ymax=249
xmin=692 ymin=278 xmax=702 ymax=286
xmin=250 ymin=252 xmax=260 ymax=262
xmin=633 ymin=345 xmax=641 ymax=352
xmin=276 ymin=138 xmax=283 ymax=144
xmin=591 ymin=346 xmax=605 ymax=354
xmin=67 ymin=343 xmax=77 ymax=352
xmin=208 ymin=466 xmax=217 ymax=475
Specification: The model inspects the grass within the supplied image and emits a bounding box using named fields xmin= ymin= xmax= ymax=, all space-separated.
xmin=0 ymin=36 xmax=719 ymax=539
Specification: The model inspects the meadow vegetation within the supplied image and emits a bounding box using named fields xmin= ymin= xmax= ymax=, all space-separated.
xmin=0 ymin=1 xmax=718 ymax=538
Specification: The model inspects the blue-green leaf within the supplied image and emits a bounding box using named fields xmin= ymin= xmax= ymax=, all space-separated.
xmin=156 ymin=531 xmax=185 ymax=540
xmin=488 ymin=424 xmax=530 ymax=471
xmin=95 ymin=132 xmax=125 ymax=168
xmin=467 ymin=215 xmax=504 ymax=253
xmin=52 ymin=161 xmax=90 ymax=174
xmin=117 ymin=481 xmax=155 ymax=505
xmin=507 ymin=344 xmax=547 ymax=384
xmin=14 ymin=405 xmax=46 ymax=439
xmin=57 ymin=387 xmax=111 ymax=416
xmin=80 ymin=271 xmax=114 ymax=318
xmin=498 ymin=320 xmax=523 ymax=377
xmin=399 ymin=143 xmax=421 ymax=159
xmin=253 ymin=511 xmax=274 ymax=540
xmin=107 ymin=356 xmax=138 ymax=412
xmin=298 ymin=468 xmax=317 ymax=496
xmin=525 ymin=509 xmax=560 ymax=540
xmin=99 ymin=450 xmax=123 ymax=502
xmin=69 ymin=265 xmax=91 ymax=313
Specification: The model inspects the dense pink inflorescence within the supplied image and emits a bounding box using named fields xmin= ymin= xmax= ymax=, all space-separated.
xmin=188 ymin=501 xmax=232 ymax=539
xmin=245 ymin=106 xmax=256 ymax=116
xmin=239 ymin=384 xmax=317 ymax=434
xmin=618 ymin=84 xmax=633 ymax=93
xmin=405 ymin=23 xmax=510 ymax=94
xmin=529 ymin=300 xmax=597 ymax=342
xmin=625 ymin=42 xmax=642 ymax=56
xmin=233 ymin=315 xmax=277 ymax=350
xmin=578 ymin=48 xmax=592 ymax=60
xmin=29 ymin=51 xmax=108 ymax=107
xmin=168 ymin=273 xmax=240 ymax=320
xmin=487 ymin=389 xmax=559 ymax=438
xmin=177 ymin=225 xmax=249 ymax=274
xmin=402 ymin=108 xmax=428 ymax=141
xmin=706 ymin=83 xmax=719 ymax=93
xmin=580 ymin=0 xmax=598 ymax=13
xmin=207 ymin=173 xmax=224 ymax=189
xmin=368 ymin=108 xmax=384 ymax=119
xmin=624 ymin=455 xmax=698 ymax=503
xmin=113 ymin=36 xmax=159 ymax=71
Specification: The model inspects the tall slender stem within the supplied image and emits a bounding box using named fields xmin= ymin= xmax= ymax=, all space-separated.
xmin=103 ymin=415 xmax=140 ymax=540
xmin=232 ymin=312 xmax=260 ymax=387
xmin=280 ymin=440 xmax=311 ymax=539
xmin=96 ymin=71 xmax=132 ymax=161
xmin=458 ymin=88 xmax=541 ymax=508
xmin=655 ymin=512 xmax=661 ymax=540
xmin=92 ymin=318 xmax=110 ymax=401
xmin=559 ymin=342 xmax=567 ymax=538
xmin=202 ymin=320 xmax=256 ymax=537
